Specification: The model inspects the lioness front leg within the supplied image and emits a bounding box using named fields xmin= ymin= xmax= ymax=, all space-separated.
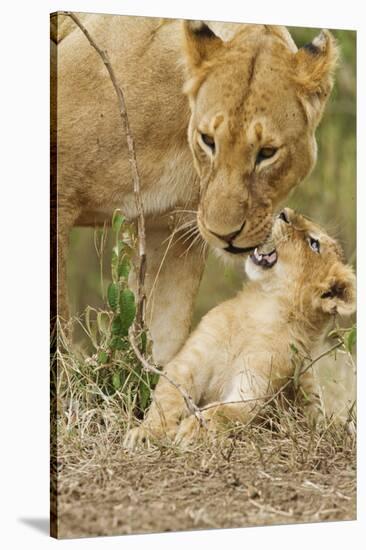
xmin=56 ymin=204 xmax=81 ymax=327
xmin=141 ymin=216 xmax=206 ymax=365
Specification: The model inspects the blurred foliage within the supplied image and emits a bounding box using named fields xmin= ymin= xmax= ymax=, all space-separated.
xmin=67 ymin=26 xmax=356 ymax=330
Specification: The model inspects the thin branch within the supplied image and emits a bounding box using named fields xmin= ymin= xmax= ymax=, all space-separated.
xmin=60 ymin=11 xmax=147 ymax=330
xmin=200 ymin=394 xmax=273 ymax=412
xmin=299 ymin=340 xmax=343 ymax=377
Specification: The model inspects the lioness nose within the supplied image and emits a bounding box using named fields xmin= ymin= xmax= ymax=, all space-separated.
xmin=210 ymin=221 xmax=246 ymax=244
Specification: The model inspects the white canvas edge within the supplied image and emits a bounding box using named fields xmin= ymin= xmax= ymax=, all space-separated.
xmin=1 ymin=1 xmax=363 ymax=549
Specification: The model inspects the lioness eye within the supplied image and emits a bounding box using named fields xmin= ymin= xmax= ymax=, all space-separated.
xmin=256 ymin=147 xmax=277 ymax=165
xmin=308 ymin=236 xmax=320 ymax=253
xmin=200 ymin=133 xmax=215 ymax=152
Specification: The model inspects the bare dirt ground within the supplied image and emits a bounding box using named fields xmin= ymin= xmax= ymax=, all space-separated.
xmin=53 ymin=415 xmax=356 ymax=539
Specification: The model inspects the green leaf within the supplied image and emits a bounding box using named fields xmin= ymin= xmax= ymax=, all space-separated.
xmin=119 ymin=289 xmax=136 ymax=335
xmin=151 ymin=372 xmax=160 ymax=387
xmin=107 ymin=283 xmax=120 ymax=311
xmin=290 ymin=343 xmax=299 ymax=354
xmin=97 ymin=350 xmax=109 ymax=365
xmin=109 ymin=336 xmax=124 ymax=351
xmin=140 ymin=331 xmax=147 ymax=354
xmin=112 ymin=211 xmax=125 ymax=235
xmin=346 ymin=326 xmax=356 ymax=353
xmin=139 ymin=383 xmax=150 ymax=411
xmin=112 ymin=371 xmax=122 ymax=390
xmin=111 ymin=316 xmax=122 ymax=335
xmin=118 ymin=256 xmax=130 ymax=279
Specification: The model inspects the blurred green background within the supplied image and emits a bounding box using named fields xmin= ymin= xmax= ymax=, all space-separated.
xmin=68 ymin=27 xmax=356 ymax=329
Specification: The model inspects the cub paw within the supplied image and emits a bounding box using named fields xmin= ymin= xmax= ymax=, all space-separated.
xmin=175 ymin=415 xmax=203 ymax=447
xmin=123 ymin=426 xmax=151 ymax=451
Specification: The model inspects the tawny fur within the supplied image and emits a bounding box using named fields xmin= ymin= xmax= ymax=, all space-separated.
xmin=124 ymin=209 xmax=355 ymax=448
xmin=52 ymin=14 xmax=338 ymax=363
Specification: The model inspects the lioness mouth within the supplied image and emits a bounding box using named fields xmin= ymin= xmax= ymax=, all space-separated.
xmin=224 ymin=244 xmax=257 ymax=255
xmin=250 ymin=247 xmax=278 ymax=268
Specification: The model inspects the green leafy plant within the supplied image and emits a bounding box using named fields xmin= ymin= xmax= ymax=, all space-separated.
xmin=83 ymin=210 xmax=160 ymax=416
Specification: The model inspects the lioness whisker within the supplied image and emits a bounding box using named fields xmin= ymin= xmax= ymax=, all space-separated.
xmin=180 ymin=232 xmax=203 ymax=258
xmin=170 ymin=208 xmax=198 ymax=215
xmin=168 ymin=223 xmax=200 ymax=245
xmin=178 ymin=227 xmax=201 ymax=248
xmin=161 ymin=221 xmax=197 ymax=246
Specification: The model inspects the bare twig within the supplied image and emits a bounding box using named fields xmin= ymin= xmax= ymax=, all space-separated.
xmin=60 ymin=11 xmax=147 ymax=330
xmin=299 ymin=340 xmax=343 ymax=377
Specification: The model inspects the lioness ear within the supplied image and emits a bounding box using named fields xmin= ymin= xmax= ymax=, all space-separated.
xmin=319 ymin=265 xmax=356 ymax=317
xmin=294 ymin=30 xmax=339 ymax=125
xmin=182 ymin=20 xmax=223 ymax=71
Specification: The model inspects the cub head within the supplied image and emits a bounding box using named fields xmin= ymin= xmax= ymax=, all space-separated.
xmin=182 ymin=21 xmax=338 ymax=258
xmin=245 ymin=208 xmax=356 ymax=319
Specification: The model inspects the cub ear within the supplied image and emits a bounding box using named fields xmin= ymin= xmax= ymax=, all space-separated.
xmin=182 ymin=20 xmax=223 ymax=71
xmin=293 ymin=30 xmax=339 ymax=126
xmin=319 ymin=265 xmax=356 ymax=317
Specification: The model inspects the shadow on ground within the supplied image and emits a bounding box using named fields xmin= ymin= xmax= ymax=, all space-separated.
xmin=18 ymin=517 xmax=49 ymax=536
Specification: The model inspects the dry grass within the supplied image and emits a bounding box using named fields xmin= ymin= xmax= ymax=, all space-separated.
xmin=51 ymin=322 xmax=356 ymax=539
xmin=53 ymin=408 xmax=356 ymax=539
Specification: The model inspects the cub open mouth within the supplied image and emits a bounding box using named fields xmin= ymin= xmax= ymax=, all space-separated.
xmin=250 ymin=247 xmax=278 ymax=268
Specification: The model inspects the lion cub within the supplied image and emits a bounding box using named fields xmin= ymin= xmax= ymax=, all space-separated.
xmin=124 ymin=209 xmax=356 ymax=448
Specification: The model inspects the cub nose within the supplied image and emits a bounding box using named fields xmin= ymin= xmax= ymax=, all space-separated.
xmin=210 ymin=221 xmax=246 ymax=244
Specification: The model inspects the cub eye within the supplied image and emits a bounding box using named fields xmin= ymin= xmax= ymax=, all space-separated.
xmin=200 ymin=133 xmax=215 ymax=152
xmin=256 ymin=147 xmax=277 ymax=165
xmin=308 ymin=236 xmax=320 ymax=253
xmin=279 ymin=210 xmax=290 ymax=224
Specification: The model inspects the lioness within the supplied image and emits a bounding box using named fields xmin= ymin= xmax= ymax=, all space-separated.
xmin=53 ymin=14 xmax=338 ymax=363
xmin=124 ymin=208 xmax=356 ymax=448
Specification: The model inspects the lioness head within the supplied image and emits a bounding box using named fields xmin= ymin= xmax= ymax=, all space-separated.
xmin=245 ymin=208 xmax=356 ymax=319
xmin=182 ymin=21 xmax=338 ymax=257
